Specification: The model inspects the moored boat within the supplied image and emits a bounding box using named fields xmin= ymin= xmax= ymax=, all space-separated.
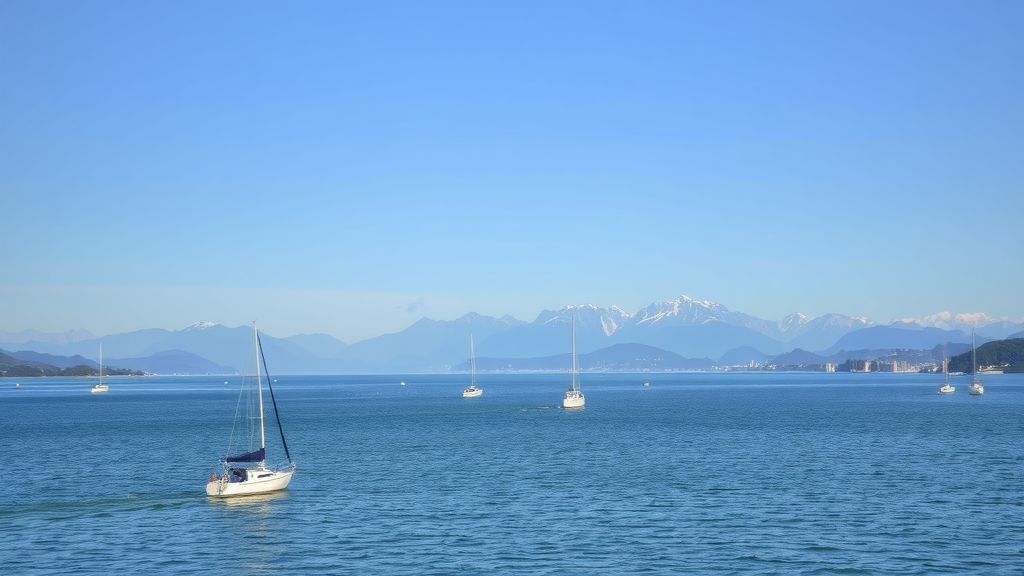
xmin=462 ymin=334 xmax=482 ymax=398
xmin=563 ymin=315 xmax=585 ymax=409
xmin=206 ymin=322 xmax=295 ymax=497
xmin=939 ymin=351 xmax=954 ymax=394
xmin=91 ymin=344 xmax=108 ymax=393
xmin=967 ymin=330 xmax=984 ymax=396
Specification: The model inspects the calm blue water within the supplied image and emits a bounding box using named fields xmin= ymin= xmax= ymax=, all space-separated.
xmin=2 ymin=372 xmax=1023 ymax=574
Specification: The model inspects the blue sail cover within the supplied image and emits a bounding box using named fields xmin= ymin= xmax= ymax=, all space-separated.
xmin=223 ymin=448 xmax=265 ymax=463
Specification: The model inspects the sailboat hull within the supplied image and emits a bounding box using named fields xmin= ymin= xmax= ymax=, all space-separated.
xmin=967 ymin=331 xmax=983 ymax=395
xmin=563 ymin=392 xmax=585 ymax=409
xmin=462 ymin=386 xmax=482 ymax=398
xmin=207 ymin=467 xmax=295 ymax=497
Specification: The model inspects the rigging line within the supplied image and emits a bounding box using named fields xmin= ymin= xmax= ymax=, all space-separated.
xmin=257 ymin=331 xmax=292 ymax=463
xmin=225 ymin=363 xmax=249 ymax=459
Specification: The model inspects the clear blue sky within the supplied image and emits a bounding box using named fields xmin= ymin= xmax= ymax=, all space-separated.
xmin=2 ymin=0 xmax=1022 ymax=342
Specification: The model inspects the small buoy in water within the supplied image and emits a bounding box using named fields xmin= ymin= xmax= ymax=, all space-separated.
xmin=14 ymin=383 xmax=19 ymax=387
xmin=224 ymin=381 xmax=228 ymax=385
xmin=400 ymin=381 xmax=405 ymax=386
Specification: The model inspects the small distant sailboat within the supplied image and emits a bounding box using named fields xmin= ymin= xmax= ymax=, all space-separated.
xmin=939 ymin=350 xmax=954 ymax=394
xmin=968 ymin=329 xmax=984 ymax=396
xmin=462 ymin=334 xmax=482 ymax=398
xmin=206 ymin=322 xmax=295 ymax=497
xmin=563 ymin=316 xmax=585 ymax=409
xmin=91 ymin=343 xmax=109 ymax=393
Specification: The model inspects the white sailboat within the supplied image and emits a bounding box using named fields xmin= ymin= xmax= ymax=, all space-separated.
xmin=563 ymin=316 xmax=584 ymax=409
xmin=968 ymin=329 xmax=984 ymax=395
xmin=462 ymin=334 xmax=482 ymax=398
xmin=91 ymin=343 xmax=108 ymax=393
xmin=939 ymin=350 xmax=954 ymax=394
xmin=206 ymin=322 xmax=296 ymax=497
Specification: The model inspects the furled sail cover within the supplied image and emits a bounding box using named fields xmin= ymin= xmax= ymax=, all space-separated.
xmin=223 ymin=448 xmax=265 ymax=463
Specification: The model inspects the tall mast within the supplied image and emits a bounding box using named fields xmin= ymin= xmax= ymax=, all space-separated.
xmin=470 ymin=333 xmax=476 ymax=387
xmin=972 ymin=329 xmax=977 ymax=377
xmin=571 ymin=315 xmax=578 ymax=392
xmin=254 ymin=322 xmax=266 ymax=455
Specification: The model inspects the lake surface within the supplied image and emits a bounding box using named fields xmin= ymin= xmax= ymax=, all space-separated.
xmin=2 ymin=372 xmax=1023 ymax=574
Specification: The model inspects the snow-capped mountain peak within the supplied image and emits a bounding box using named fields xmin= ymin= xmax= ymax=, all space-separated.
xmin=182 ymin=321 xmax=218 ymax=332
xmin=777 ymin=313 xmax=810 ymax=335
xmin=634 ymin=295 xmax=738 ymax=327
xmin=892 ymin=312 xmax=999 ymax=331
xmin=537 ymin=304 xmax=634 ymax=336
xmin=599 ymin=305 xmax=631 ymax=336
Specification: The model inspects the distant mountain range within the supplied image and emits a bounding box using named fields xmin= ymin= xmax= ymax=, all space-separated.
xmin=2 ymin=295 xmax=1021 ymax=374
xmin=0 ymin=350 xmax=142 ymax=378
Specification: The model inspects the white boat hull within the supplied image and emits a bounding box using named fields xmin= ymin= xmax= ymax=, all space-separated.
xmin=968 ymin=385 xmax=984 ymax=395
xmin=563 ymin=392 xmax=585 ymax=409
xmin=91 ymin=385 xmax=108 ymax=393
xmin=462 ymin=386 xmax=482 ymax=398
xmin=939 ymin=385 xmax=955 ymax=394
xmin=206 ymin=467 xmax=295 ymax=497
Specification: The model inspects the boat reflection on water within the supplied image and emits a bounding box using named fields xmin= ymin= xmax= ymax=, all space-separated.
xmin=210 ymin=490 xmax=289 ymax=508
xmin=208 ymin=490 xmax=290 ymax=569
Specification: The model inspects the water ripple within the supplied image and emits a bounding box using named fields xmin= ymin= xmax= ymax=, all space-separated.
xmin=3 ymin=373 xmax=1024 ymax=574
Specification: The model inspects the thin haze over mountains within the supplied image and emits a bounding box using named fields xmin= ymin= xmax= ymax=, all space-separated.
xmin=3 ymin=295 xmax=1021 ymax=375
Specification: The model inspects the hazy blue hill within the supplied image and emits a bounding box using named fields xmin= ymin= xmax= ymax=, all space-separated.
xmin=459 ymin=343 xmax=714 ymax=372
xmin=476 ymin=320 xmax=601 ymax=358
xmin=111 ymin=350 xmax=237 ymax=375
xmin=470 ymin=354 xmax=570 ymax=372
xmin=475 ymin=323 xmax=568 ymax=359
xmin=1 ymin=324 xmax=351 ymax=375
xmin=948 ymin=338 xmax=1024 ymax=373
xmin=0 ymin=349 xmax=63 ymax=370
xmin=822 ymin=326 xmax=976 ymax=356
xmin=933 ymin=342 xmax=972 ymax=358
xmin=718 ymin=346 xmax=768 ymax=366
xmin=285 ymin=333 xmax=347 ymax=357
xmin=976 ymin=321 xmax=1024 ymax=339
xmin=786 ymin=315 xmax=875 ymax=354
xmin=135 ymin=324 xmax=317 ymax=372
xmin=6 ymin=324 xmax=338 ymax=375
xmin=0 ymin=349 xmax=141 ymax=377
xmin=6 ymin=350 xmax=98 ymax=369
xmin=612 ymin=320 xmax=788 ymax=359
xmin=773 ymin=349 xmax=828 ymax=365
xmin=476 ymin=306 xmax=627 ymax=358
xmin=335 ymin=312 xmax=525 ymax=369
xmin=583 ymin=343 xmax=714 ymax=371
xmin=12 ymin=328 xmax=173 ymax=358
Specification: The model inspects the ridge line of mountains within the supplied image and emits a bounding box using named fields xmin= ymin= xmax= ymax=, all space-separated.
xmin=2 ymin=295 xmax=1023 ymax=375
